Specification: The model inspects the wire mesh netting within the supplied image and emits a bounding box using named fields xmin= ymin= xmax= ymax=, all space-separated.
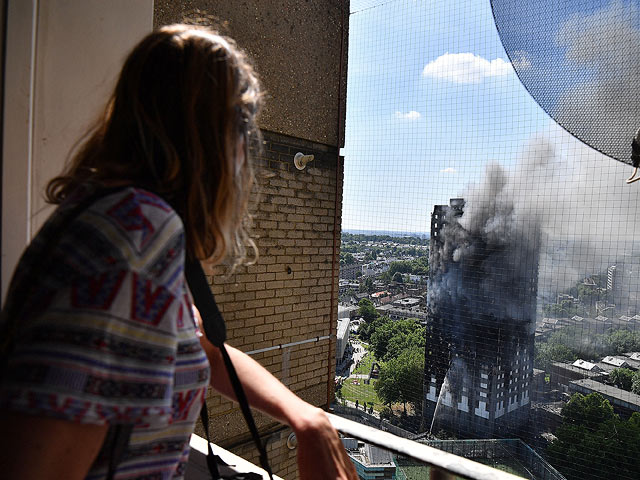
xmin=491 ymin=0 xmax=640 ymax=166
xmin=335 ymin=1 xmax=640 ymax=479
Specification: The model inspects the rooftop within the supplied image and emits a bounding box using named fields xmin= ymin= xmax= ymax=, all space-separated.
xmin=569 ymin=379 xmax=640 ymax=411
xmin=572 ymin=359 xmax=600 ymax=371
xmin=601 ymin=356 xmax=630 ymax=368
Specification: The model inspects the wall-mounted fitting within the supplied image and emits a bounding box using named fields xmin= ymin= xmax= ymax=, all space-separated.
xmin=286 ymin=432 xmax=297 ymax=450
xmin=294 ymin=152 xmax=314 ymax=170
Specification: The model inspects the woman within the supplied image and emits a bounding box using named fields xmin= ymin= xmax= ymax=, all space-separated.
xmin=0 ymin=24 xmax=357 ymax=480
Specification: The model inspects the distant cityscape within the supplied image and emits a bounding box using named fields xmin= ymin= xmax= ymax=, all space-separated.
xmin=343 ymin=229 xmax=429 ymax=239
xmin=335 ymin=200 xmax=640 ymax=480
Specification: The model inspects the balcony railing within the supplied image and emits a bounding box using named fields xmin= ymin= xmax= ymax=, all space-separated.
xmin=328 ymin=413 xmax=528 ymax=480
xmin=185 ymin=434 xmax=284 ymax=480
xmin=186 ymin=411 xmax=554 ymax=480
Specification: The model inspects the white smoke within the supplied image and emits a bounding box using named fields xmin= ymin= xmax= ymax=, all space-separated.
xmin=554 ymin=0 xmax=640 ymax=164
xmin=457 ymin=128 xmax=640 ymax=305
xmin=452 ymin=0 xmax=640 ymax=304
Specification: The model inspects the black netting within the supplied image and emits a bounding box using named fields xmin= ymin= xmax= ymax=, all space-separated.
xmin=491 ymin=0 xmax=640 ymax=166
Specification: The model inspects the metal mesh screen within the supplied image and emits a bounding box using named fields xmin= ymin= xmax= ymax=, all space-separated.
xmin=335 ymin=1 xmax=640 ymax=479
xmin=491 ymin=0 xmax=640 ymax=166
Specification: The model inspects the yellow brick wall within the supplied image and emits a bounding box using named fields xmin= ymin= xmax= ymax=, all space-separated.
xmin=199 ymin=130 xmax=344 ymax=479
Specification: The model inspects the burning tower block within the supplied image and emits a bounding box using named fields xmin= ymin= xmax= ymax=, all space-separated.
xmin=424 ymin=198 xmax=539 ymax=438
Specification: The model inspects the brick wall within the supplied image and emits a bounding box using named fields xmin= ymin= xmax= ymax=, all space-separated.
xmin=200 ymin=130 xmax=343 ymax=479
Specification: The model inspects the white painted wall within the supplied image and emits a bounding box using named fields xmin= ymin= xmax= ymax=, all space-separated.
xmin=2 ymin=0 xmax=153 ymax=301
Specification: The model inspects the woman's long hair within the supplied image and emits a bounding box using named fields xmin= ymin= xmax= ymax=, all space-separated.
xmin=46 ymin=25 xmax=262 ymax=265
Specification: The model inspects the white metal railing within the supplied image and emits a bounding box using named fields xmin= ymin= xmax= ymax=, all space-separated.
xmin=187 ymin=413 xmax=530 ymax=479
xmin=327 ymin=413 xmax=526 ymax=480
xmin=245 ymin=335 xmax=332 ymax=355
xmin=185 ymin=434 xmax=284 ymax=480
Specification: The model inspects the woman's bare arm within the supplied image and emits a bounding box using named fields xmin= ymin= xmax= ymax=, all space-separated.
xmin=0 ymin=411 xmax=108 ymax=480
xmin=197 ymin=319 xmax=358 ymax=480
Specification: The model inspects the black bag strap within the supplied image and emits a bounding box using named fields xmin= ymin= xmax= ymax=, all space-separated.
xmin=105 ymin=424 xmax=134 ymax=480
xmin=199 ymin=400 xmax=223 ymax=478
xmin=185 ymin=259 xmax=274 ymax=480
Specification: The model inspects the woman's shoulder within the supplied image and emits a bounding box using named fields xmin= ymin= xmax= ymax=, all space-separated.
xmin=70 ymin=186 xmax=186 ymax=286
xmin=23 ymin=186 xmax=186 ymax=292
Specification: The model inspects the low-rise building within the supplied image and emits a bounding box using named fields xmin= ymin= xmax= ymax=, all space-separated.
xmin=343 ymin=439 xmax=396 ymax=480
xmin=339 ymin=280 xmax=360 ymax=296
xmin=376 ymin=304 xmax=427 ymax=322
xmin=338 ymin=305 xmax=359 ymax=319
xmin=569 ymin=379 xmax=640 ymax=418
xmin=622 ymin=353 xmax=640 ymax=370
xmin=340 ymin=262 xmax=363 ymax=280
xmin=600 ymin=356 xmax=634 ymax=371
xmin=392 ymin=297 xmax=422 ymax=309
xmin=550 ymin=361 xmax=607 ymax=391
xmin=336 ymin=318 xmax=351 ymax=362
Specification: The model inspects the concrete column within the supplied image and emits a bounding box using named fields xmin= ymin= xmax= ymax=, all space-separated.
xmin=2 ymin=0 xmax=153 ymax=300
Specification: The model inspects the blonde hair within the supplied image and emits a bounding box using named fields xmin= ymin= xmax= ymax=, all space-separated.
xmin=46 ymin=24 xmax=262 ymax=265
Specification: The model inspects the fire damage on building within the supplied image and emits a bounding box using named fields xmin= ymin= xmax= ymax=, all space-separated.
xmin=424 ymin=189 xmax=540 ymax=438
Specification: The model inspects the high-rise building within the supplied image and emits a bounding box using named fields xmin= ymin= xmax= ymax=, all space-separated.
xmin=424 ymin=199 xmax=538 ymax=438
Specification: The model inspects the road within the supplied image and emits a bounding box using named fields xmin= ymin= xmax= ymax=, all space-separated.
xmin=349 ymin=340 xmax=368 ymax=375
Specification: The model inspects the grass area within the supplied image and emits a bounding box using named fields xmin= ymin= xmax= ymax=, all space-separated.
xmin=352 ymin=350 xmax=375 ymax=375
xmin=396 ymin=453 xmax=529 ymax=479
xmin=397 ymin=465 xmax=435 ymax=480
xmin=339 ymin=378 xmax=385 ymax=410
xmin=397 ymin=462 xmax=469 ymax=480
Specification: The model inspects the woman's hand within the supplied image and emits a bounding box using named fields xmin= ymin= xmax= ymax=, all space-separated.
xmin=195 ymin=304 xmax=357 ymax=479
xmin=290 ymin=405 xmax=358 ymax=480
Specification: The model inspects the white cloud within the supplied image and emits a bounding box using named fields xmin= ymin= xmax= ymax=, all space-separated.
xmin=511 ymin=50 xmax=532 ymax=70
xmin=422 ymin=53 xmax=513 ymax=84
xmin=393 ymin=110 xmax=421 ymax=120
xmin=440 ymin=167 xmax=457 ymax=173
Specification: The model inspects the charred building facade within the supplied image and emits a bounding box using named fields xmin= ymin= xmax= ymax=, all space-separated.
xmin=424 ymin=198 xmax=539 ymax=438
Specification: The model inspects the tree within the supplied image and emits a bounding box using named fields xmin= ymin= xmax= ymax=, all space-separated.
xmin=561 ymin=392 xmax=615 ymax=429
xmin=385 ymin=328 xmax=425 ymax=362
xmin=392 ymin=272 xmax=404 ymax=283
xmin=360 ymin=315 xmax=388 ymax=343
xmin=534 ymin=340 xmax=577 ymax=372
xmin=548 ymin=393 xmax=640 ymax=480
xmin=605 ymin=330 xmax=640 ymax=355
xmin=359 ymin=277 xmax=374 ymax=293
xmin=357 ymin=298 xmax=378 ymax=323
xmin=609 ymin=368 xmax=635 ymax=391
xmin=375 ymin=347 xmax=424 ymax=413
xmin=370 ymin=318 xmax=425 ymax=362
xmin=632 ymin=373 xmax=640 ymax=395
xmin=339 ymin=251 xmax=355 ymax=266
xmin=357 ymin=299 xmax=383 ymax=341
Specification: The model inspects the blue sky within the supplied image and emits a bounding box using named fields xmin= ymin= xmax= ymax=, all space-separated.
xmin=340 ymin=0 xmax=637 ymax=233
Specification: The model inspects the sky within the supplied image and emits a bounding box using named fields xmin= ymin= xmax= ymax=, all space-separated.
xmin=340 ymin=0 xmax=640 ymax=234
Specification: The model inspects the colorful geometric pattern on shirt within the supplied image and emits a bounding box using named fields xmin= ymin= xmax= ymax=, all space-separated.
xmin=56 ymin=219 xmax=127 ymax=277
xmin=107 ymin=190 xmax=172 ymax=252
xmin=131 ymin=272 xmax=175 ymax=325
xmin=26 ymin=326 xmax=176 ymax=364
xmin=0 ymin=187 xmax=210 ymax=479
xmin=146 ymin=231 xmax=184 ymax=280
xmin=71 ymin=270 xmax=127 ymax=310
